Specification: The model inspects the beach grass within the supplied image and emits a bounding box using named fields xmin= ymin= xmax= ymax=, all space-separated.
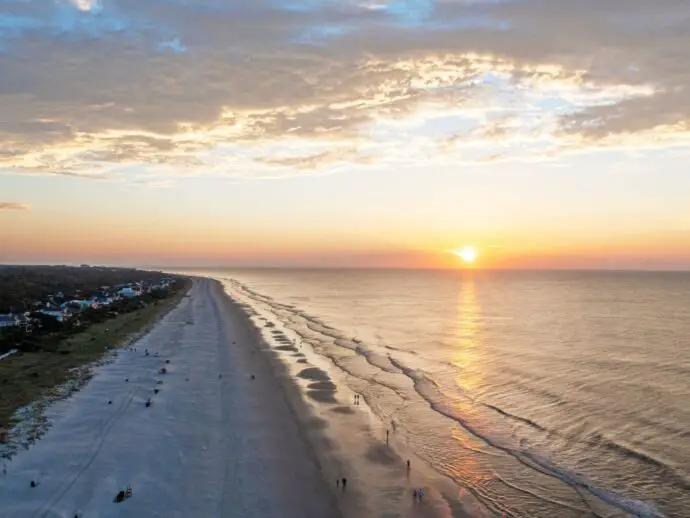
xmin=0 ymin=278 xmax=191 ymax=435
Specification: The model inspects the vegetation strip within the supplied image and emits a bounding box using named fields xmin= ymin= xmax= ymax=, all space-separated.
xmin=0 ymin=266 xmax=190 ymax=450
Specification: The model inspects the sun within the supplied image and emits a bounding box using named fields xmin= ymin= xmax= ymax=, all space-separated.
xmin=452 ymin=246 xmax=478 ymax=265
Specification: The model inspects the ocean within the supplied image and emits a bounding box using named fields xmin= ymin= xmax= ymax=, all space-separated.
xmin=198 ymin=268 xmax=690 ymax=517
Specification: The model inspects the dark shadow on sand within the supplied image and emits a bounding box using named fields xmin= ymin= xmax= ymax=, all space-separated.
xmin=307 ymin=390 xmax=338 ymax=404
xmin=308 ymin=381 xmax=337 ymax=391
xmin=298 ymin=367 xmax=330 ymax=381
xmin=365 ymin=443 xmax=399 ymax=466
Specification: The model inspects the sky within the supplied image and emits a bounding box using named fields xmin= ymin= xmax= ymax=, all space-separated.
xmin=1 ymin=0 xmax=690 ymax=269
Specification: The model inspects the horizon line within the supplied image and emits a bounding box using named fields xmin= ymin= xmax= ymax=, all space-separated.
xmin=154 ymin=265 xmax=690 ymax=273
xmin=3 ymin=263 xmax=690 ymax=274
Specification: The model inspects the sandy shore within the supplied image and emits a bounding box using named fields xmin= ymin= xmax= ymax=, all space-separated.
xmin=219 ymin=278 xmax=478 ymax=518
xmin=0 ymin=277 xmax=475 ymax=518
xmin=0 ymin=279 xmax=339 ymax=518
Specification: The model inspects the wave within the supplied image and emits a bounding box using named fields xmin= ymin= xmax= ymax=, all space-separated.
xmin=587 ymin=432 xmax=690 ymax=491
xmin=231 ymin=280 xmax=406 ymax=380
xmin=523 ymin=451 xmax=667 ymax=518
xmin=483 ymin=404 xmax=548 ymax=433
xmin=493 ymin=472 xmax=589 ymax=514
xmin=224 ymin=278 xmax=669 ymax=518
xmin=392 ymin=361 xmax=668 ymax=518
xmin=230 ymin=280 xmax=409 ymax=399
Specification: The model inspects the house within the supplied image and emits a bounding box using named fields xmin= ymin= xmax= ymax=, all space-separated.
xmin=60 ymin=299 xmax=100 ymax=311
xmin=0 ymin=314 xmax=21 ymax=328
xmin=118 ymin=287 xmax=141 ymax=298
xmin=38 ymin=309 xmax=69 ymax=322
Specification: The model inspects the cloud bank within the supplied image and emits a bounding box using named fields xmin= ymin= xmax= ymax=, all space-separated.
xmin=0 ymin=0 xmax=688 ymax=178
xmin=0 ymin=202 xmax=30 ymax=211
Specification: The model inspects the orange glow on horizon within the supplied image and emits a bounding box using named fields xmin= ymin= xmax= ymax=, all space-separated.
xmin=2 ymin=212 xmax=690 ymax=268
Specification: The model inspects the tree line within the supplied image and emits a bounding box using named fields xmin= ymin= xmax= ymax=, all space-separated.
xmin=0 ymin=265 xmax=170 ymax=313
xmin=0 ymin=266 xmax=186 ymax=355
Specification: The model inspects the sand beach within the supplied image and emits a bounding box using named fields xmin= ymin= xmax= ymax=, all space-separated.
xmin=0 ymin=278 xmax=466 ymax=518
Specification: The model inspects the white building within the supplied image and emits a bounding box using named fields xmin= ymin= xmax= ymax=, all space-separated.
xmin=60 ymin=299 xmax=100 ymax=311
xmin=118 ymin=287 xmax=141 ymax=298
xmin=38 ymin=309 xmax=69 ymax=322
xmin=0 ymin=314 xmax=21 ymax=328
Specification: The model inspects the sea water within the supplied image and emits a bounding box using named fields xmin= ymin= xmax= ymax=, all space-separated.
xmin=197 ymin=269 xmax=690 ymax=517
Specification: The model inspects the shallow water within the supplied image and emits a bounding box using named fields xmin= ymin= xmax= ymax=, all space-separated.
xmin=197 ymin=269 xmax=690 ymax=518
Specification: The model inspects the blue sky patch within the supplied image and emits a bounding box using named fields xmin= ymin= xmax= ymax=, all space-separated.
xmin=158 ymin=38 xmax=187 ymax=53
xmin=294 ymin=24 xmax=354 ymax=44
xmin=384 ymin=0 xmax=434 ymax=27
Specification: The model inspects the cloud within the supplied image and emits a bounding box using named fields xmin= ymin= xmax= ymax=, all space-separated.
xmin=132 ymin=179 xmax=174 ymax=188
xmin=157 ymin=38 xmax=187 ymax=54
xmin=0 ymin=202 xmax=30 ymax=211
xmin=0 ymin=0 xmax=688 ymax=177
xmin=254 ymin=147 xmax=376 ymax=169
xmin=69 ymin=0 xmax=101 ymax=13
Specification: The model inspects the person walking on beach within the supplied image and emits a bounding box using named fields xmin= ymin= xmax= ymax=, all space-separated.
xmin=341 ymin=477 xmax=347 ymax=490
xmin=336 ymin=479 xmax=340 ymax=488
xmin=386 ymin=429 xmax=389 ymax=445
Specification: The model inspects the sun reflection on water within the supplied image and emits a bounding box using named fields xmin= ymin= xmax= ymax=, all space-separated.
xmin=443 ymin=276 xmax=500 ymax=488
xmin=453 ymin=276 xmax=485 ymax=394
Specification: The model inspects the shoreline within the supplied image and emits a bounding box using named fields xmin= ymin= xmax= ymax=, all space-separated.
xmin=1 ymin=276 xmax=475 ymax=517
xmin=215 ymin=277 xmax=478 ymax=518
xmin=0 ymin=278 xmax=340 ymax=517
xmin=212 ymin=280 xmax=361 ymax=516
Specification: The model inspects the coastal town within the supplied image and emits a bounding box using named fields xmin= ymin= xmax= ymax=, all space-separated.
xmin=0 ymin=266 xmax=188 ymax=447
xmin=0 ymin=266 xmax=182 ymax=358
xmin=0 ymin=278 xmax=175 ymax=332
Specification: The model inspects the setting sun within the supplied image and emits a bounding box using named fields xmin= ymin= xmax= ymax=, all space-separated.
xmin=452 ymin=246 xmax=478 ymax=265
